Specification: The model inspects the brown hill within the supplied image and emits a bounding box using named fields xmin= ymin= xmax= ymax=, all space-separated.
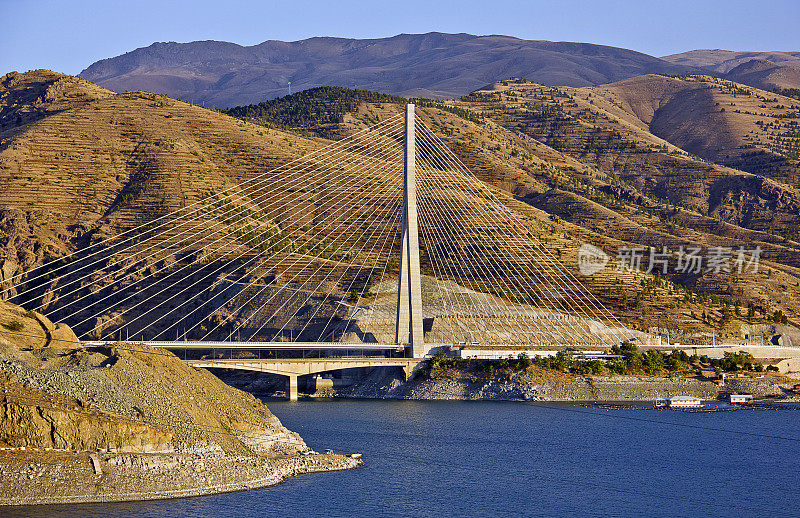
xmin=580 ymin=74 xmax=800 ymax=190
xmin=724 ymin=59 xmax=800 ymax=91
xmin=0 ymin=297 xmax=305 ymax=455
xmin=432 ymin=79 xmax=800 ymax=333
xmin=0 ymin=296 xmax=364 ymax=504
xmin=0 ymin=70 xmax=366 ymax=340
xmin=0 ymin=71 xmax=639 ymax=343
xmin=452 ymin=77 xmax=800 ymax=233
xmin=2 ymin=70 xmax=799 ymax=341
xmin=662 ymin=49 xmax=800 ymax=73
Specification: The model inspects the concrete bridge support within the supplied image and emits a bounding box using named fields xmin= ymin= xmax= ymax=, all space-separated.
xmin=190 ymin=358 xmax=423 ymax=400
xmin=396 ymin=103 xmax=425 ymax=358
xmin=286 ymin=375 xmax=299 ymax=402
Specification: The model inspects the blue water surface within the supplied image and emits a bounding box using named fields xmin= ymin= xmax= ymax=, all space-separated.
xmin=7 ymin=400 xmax=800 ymax=517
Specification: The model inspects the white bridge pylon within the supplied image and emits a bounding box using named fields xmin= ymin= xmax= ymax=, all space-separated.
xmin=1 ymin=104 xmax=634 ymax=359
xmin=395 ymin=104 xmax=425 ymax=357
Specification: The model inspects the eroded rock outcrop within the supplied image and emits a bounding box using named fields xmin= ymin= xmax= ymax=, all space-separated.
xmin=0 ymin=373 xmax=174 ymax=452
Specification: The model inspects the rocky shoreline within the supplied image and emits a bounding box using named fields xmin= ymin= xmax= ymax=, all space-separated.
xmin=299 ymin=366 xmax=798 ymax=402
xmin=0 ymin=449 xmax=361 ymax=505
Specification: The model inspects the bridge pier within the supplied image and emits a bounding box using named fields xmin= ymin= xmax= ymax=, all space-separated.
xmin=286 ymin=375 xmax=298 ymax=401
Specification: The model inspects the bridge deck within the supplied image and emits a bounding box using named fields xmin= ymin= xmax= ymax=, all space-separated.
xmin=83 ymin=341 xmax=405 ymax=351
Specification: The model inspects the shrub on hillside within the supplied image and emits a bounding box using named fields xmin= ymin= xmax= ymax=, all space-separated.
xmin=2 ymin=320 xmax=24 ymax=332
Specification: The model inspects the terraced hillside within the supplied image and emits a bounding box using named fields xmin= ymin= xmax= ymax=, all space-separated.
xmin=3 ymin=70 xmax=800 ymax=343
xmin=450 ymin=80 xmax=800 ymax=334
xmin=662 ymin=50 xmax=800 ymax=74
xmin=582 ymin=75 xmax=800 ymax=188
xmin=724 ymin=60 xmax=800 ymax=94
xmin=0 ymin=71 xmax=404 ymax=342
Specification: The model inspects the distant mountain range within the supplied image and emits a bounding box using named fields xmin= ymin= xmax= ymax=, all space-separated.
xmin=77 ymin=33 xmax=800 ymax=108
xmin=78 ymin=32 xmax=698 ymax=108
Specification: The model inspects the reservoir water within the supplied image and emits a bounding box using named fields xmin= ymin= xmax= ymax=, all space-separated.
xmin=9 ymin=400 xmax=800 ymax=517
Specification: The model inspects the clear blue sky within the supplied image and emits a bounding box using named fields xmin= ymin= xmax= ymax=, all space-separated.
xmin=2 ymin=0 xmax=799 ymax=75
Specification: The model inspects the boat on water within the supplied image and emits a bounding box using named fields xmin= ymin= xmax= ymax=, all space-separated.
xmin=655 ymin=396 xmax=703 ymax=408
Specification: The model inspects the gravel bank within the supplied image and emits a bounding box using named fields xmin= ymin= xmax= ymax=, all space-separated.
xmin=0 ymin=449 xmax=361 ymax=505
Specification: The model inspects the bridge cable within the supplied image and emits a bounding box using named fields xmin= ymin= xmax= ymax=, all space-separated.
xmin=0 ymin=113 xmax=404 ymax=300
xmin=417 ymin=120 xmax=631 ymax=345
xmin=192 ymin=151 xmax=406 ymax=342
xmin=89 ymin=126 xmax=407 ymax=341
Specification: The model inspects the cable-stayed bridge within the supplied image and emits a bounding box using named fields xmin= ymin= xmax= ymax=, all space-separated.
xmin=0 ymin=105 xmax=635 ymax=398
